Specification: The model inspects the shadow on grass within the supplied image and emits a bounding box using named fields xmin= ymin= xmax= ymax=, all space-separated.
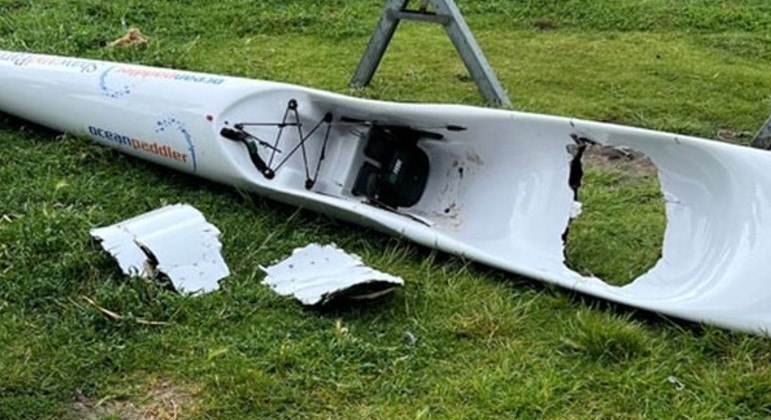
xmin=0 ymin=110 xmax=62 ymax=138
xmin=557 ymin=288 xmax=708 ymax=336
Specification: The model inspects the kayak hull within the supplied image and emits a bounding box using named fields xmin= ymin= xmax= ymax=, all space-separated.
xmin=2 ymin=50 xmax=771 ymax=334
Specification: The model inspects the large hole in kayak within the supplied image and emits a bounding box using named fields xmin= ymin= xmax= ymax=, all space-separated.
xmin=564 ymin=143 xmax=667 ymax=286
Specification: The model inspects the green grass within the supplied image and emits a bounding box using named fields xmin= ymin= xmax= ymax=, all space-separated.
xmin=2 ymin=0 xmax=771 ymax=418
xmin=565 ymin=154 xmax=667 ymax=285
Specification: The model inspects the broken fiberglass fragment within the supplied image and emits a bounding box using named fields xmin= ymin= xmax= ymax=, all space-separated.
xmin=261 ymin=243 xmax=404 ymax=306
xmin=90 ymin=204 xmax=229 ymax=295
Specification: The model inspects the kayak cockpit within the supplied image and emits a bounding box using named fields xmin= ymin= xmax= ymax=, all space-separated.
xmin=218 ymin=96 xmax=457 ymax=215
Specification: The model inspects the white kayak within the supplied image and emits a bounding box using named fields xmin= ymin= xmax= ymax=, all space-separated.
xmin=1 ymin=50 xmax=770 ymax=334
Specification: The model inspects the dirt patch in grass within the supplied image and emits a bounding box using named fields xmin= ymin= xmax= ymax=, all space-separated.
xmin=70 ymin=379 xmax=200 ymax=420
xmin=581 ymin=144 xmax=657 ymax=182
xmin=534 ymin=19 xmax=558 ymax=31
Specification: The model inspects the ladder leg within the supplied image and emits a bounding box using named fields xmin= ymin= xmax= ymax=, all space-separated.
xmin=350 ymin=0 xmax=410 ymax=88
xmin=752 ymin=115 xmax=771 ymax=150
xmin=434 ymin=0 xmax=511 ymax=107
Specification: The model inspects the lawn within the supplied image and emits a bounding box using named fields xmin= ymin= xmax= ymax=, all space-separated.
xmin=1 ymin=0 xmax=771 ymax=418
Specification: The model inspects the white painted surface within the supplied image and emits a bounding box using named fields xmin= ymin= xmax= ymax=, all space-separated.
xmin=91 ymin=222 xmax=150 ymax=278
xmin=262 ymin=244 xmax=404 ymax=305
xmin=3 ymin=50 xmax=771 ymax=333
xmin=90 ymin=204 xmax=229 ymax=294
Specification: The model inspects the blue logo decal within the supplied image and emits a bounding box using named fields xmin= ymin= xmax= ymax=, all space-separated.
xmin=156 ymin=117 xmax=197 ymax=172
xmin=99 ymin=66 xmax=133 ymax=99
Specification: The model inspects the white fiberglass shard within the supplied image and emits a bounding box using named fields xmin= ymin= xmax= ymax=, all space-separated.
xmin=90 ymin=204 xmax=229 ymax=295
xmin=90 ymin=224 xmax=151 ymax=278
xmin=261 ymin=244 xmax=404 ymax=306
xmin=569 ymin=201 xmax=583 ymax=219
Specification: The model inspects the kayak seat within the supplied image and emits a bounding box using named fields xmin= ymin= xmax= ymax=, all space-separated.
xmin=352 ymin=125 xmax=430 ymax=208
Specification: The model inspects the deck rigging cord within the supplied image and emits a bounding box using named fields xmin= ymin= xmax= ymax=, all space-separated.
xmin=220 ymin=99 xmax=333 ymax=189
xmin=220 ymin=98 xmax=466 ymax=190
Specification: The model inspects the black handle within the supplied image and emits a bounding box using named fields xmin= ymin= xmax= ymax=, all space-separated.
xmin=221 ymin=128 xmax=274 ymax=179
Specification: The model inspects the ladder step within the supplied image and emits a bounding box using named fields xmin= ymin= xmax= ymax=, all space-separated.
xmin=391 ymin=10 xmax=449 ymax=24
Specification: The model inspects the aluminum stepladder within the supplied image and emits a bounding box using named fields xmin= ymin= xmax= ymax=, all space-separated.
xmin=350 ymin=0 xmax=512 ymax=108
